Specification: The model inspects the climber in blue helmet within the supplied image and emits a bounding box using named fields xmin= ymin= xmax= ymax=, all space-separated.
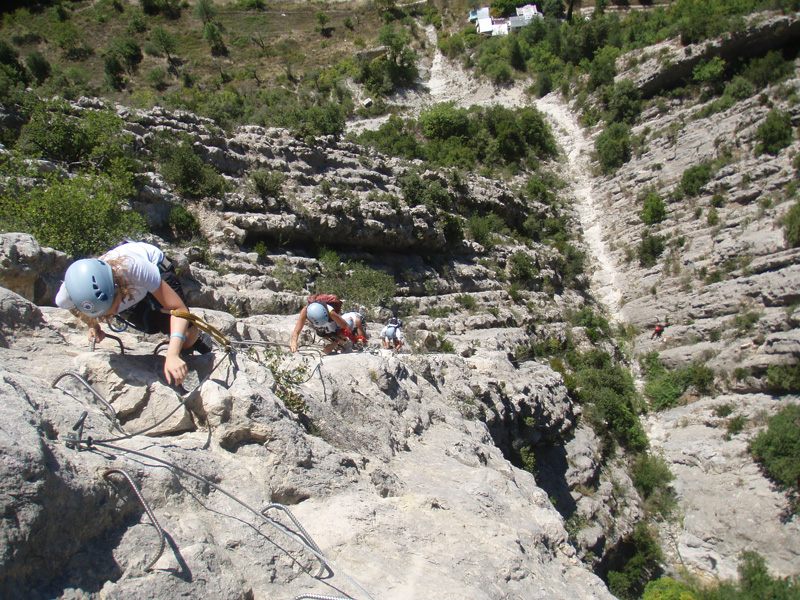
xmin=289 ymin=300 xmax=354 ymax=354
xmin=56 ymin=242 xmax=210 ymax=385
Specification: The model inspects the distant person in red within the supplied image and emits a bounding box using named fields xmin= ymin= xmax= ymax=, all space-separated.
xmin=651 ymin=320 xmax=665 ymax=340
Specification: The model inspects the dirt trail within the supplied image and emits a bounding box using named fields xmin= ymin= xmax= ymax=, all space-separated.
xmin=533 ymin=96 xmax=626 ymax=322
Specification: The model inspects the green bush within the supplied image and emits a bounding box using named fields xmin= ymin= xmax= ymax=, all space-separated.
xmin=681 ymin=162 xmax=714 ymax=196
xmin=637 ymin=232 xmax=665 ymax=268
xmin=743 ymin=50 xmax=794 ymax=88
xmin=755 ymin=109 xmax=793 ymax=156
xmin=595 ymin=122 xmax=631 ymax=174
xmin=455 ymin=294 xmax=476 ymax=310
xmin=466 ymin=212 xmax=507 ymax=248
xmin=508 ymin=250 xmax=538 ymax=287
xmin=146 ymin=66 xmax=168 ymax=90
xmin=642 ymin=352 xmax=715 ymax=410
xmin=588 ymin=45 xmax=618 ymax=91
xmin=642 ymin=577 xmax=697 ymax=600
xmin=155 ymin=136 xmax=228 ymax=198
xmin=606 ymin=523 xmax=663 ymax=600
xmin=644 ymin=552 xmax=800 ymax=600
xmin=766 ymin=362 xmax=800 ymax=393
xmin=316 ymin=253 xmax=396 ymax=315
xmin=602 ymin=79 xmax=642 ymax=124
xmin=631 ymin=452 xmax=675 ymax=518
xmin=0 ymin=161 xmax=143 ymax=257
xmin=168 ymin=204 xmax=200 ymax=239
xmin=752 ymin=408 xmax=800 ymax=509
xmin=571 ymin=351 xmax=647 ymax=453
xmin=639 ymin=191 xmax=666 ymax=225
xmin=25 ymin=51 xmax=51 ymax=84
xmin=251 ymin=170 xmax=285 ymax=200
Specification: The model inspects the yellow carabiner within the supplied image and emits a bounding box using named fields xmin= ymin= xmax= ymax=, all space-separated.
xmin=170 ymin=310 xmax=232 ymax=352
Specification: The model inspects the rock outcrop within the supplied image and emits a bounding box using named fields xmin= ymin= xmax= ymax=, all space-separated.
xmin=0 ymin=286 xmax=615 ymax=600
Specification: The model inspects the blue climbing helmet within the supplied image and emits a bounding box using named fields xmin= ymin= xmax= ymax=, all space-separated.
xmin=64 ymin=258 xmax=116 ymax=318
xmin=306 ymin=302 xmax=330 ymax=327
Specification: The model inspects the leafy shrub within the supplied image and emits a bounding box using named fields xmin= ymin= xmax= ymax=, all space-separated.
xmin=642 ymin=577 xmax=697 ymax=600
xmin=595 ymin=122 xmax=631 ymax=174
xmin=782 ymin=201 xmax=800 ymax=247
xmin=25 ymin=51 xmax=51 ymax=84
xmin=570 ymin=350 xmax=647 ymax=453
xmin=588 ymin=45 xmax=618 ymax=91
xmin=726 ymin=414 xmax=747 ymax=436
xmin=508 ymin=250 xmax=538 ymax=287
xmin=104 ymin=53 xmax=125 ymax=90
xmin=466 ymin=212 xmax=507 ymax=248
xmin=455 ymin=294 xmax=476 ymax=310
xmin=742 ymin=50 xmax=794 ymax=88
xmin=419 ymin=102 xmax=470 ymax=140
xmin=639 ymin=191 xmax=666 ymax=225
xmin=681 ymin=162 xmax=714 ymax=196
xmin=316 ymin=252 xmax=396 ymax=315
xmin=602 ymin=79 xmax=642 ymax=124
xmin=571 ymin=306 xmax=611 ymax=341
xmin=749 ymin=404 xmax=800 ymax=509
xmin=632 ymin=453 xmax=675 ymax=517
xmin=251 ymin=170 xmax=285 ymax=200
xmin=755 ymin=109 xmax=793 ymax=156
xmin=606 ymin=523 xmax=664 ymax=600
xmin=155 ymin=136 xmax=228 ymax=198
xmin=645 ymin=552 xmax=800 ymax=600
xmin=253 ymin=240 xmax=268 ymax=263
xmin=637 ymin=232 xmax=665 ymax=268
xmin=168 ymin=204 xmax=200 ymax=239
xmin=766 ymin=362 xmax=800 ymax=393
xmin=115 ymin=39 xmax=143 ymax=73
xmin=146 ymin=66 xmax=168 ymax=90
xmin=643 ymin=353 xmax=715 ymax=410
xmin=17 ymin=100 xmax=137 ymax=174
xmin=0 ymin=161 xmax=143 ymax=257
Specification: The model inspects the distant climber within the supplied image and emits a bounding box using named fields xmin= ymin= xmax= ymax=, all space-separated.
xmin=651 ymin=319 xmax=666 ymax=340
xmin=55 ymin=241 xmax=211 ymax=386
xmin=341 ymin=310 xmax=368 ymax=340
xmin=289 ymin=300 xmax=361 ymax=354
xmin=381 ymin=316 xmax=404 ymax=353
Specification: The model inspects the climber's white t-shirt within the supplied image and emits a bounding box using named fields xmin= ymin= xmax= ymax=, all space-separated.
xmin=56 ymin=242 xmax=164 ymax=314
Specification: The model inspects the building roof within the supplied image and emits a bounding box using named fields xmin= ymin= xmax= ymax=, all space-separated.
xmin=517 ymin=4 xmax=539 ymax=18
xmin=476 ymin=17 xmax=493 ymax=34
xmin=491 ymin=22 xmax=509 ymax=36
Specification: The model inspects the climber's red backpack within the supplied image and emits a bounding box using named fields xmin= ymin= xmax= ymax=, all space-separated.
xmin=307 ymin=294 xmax=343 ymax=314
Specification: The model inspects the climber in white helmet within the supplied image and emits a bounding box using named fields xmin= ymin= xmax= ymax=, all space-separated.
xmin=289 ymin=300 xmax=353 ymax=354
xmin=56 ymin=241 xmax=211 ymax=386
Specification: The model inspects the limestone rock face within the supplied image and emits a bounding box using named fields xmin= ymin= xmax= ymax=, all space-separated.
xmin=0 ymin=233 xmax=68 ymax=305
xmin=567 ymin=17 xmax=800 ymax=582
xmin=0 ymin=288 xmax=615 ymax=600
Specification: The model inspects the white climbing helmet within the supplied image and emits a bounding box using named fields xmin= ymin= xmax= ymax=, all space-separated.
xmin=64 ymin=259 xmax=116 ymax=318
xmin=306 ymin=302 xmax=329 ymax=327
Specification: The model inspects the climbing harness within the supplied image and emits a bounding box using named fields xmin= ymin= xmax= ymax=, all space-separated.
xmin=102 ymin=468 xmax=165 ymax=572
xmin=47 ymin=311 xmax=369 ymax=600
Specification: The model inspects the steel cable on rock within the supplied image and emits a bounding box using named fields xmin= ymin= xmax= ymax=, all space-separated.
xmin=102 ymin=468 xmax=166 ymax=572
xmin=78 ymin=439 xmax=374 ymax=600
xmin=55 ymin=312 xmax=371 ymax=599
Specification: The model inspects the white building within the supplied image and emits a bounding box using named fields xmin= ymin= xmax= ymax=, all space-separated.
xmin=473 ymin=4 xmax=540 ymax=36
